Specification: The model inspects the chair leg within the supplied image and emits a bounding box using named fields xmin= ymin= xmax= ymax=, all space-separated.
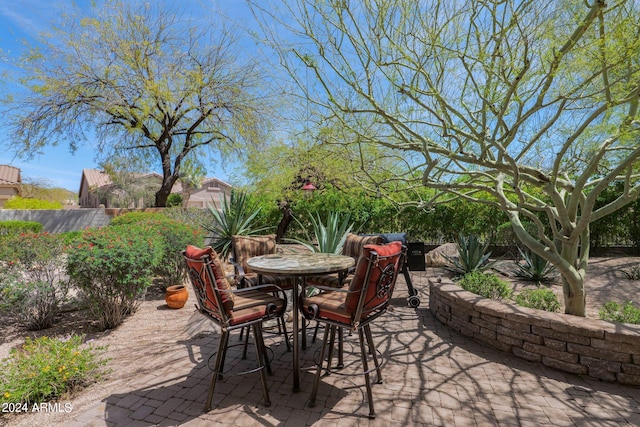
xmin=252 ymin=324 xmax=271 ymax=406
xmin=206 ymin=330 xmax=228 ymax=412
xmin=325 ymin=325 xmax=337 ymax=373
xmin=337 ymin=327 xmax=344 ymax=368
xmin=217 ymin=331 xmax=230 ymax=381
xmin=280 ymin=316 xmax=291 ymax=352
xmin=364 ymin=324 xmax=383 ymax=383
xmin=309 ymin=324 xmax=331 ymax=407
xmin=358 ymin=328 xmax=376 ymax=419
xmin=253 ymin=322 xmax=273 ymax=375
xmin=242 ymin=326 xmax=250 ymax=359
xmin=312 ymin=321 xmax=321 ymax=343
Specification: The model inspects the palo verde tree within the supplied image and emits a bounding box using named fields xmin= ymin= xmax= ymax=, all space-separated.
xmin=252 ymin=0 xmax=640 ymax=316
xmin=2 ymin=1 xmax=273 ymax=206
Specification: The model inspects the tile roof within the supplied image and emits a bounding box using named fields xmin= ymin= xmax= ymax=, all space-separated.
xmin=82 ymin=169 xmax=112 ymax=188
xmin=0 ymin=165 xmax=21 ymax=185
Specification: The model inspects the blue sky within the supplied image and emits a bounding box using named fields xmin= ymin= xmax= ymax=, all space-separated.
xmin=0 ymin=1 xmax=260 ymax=192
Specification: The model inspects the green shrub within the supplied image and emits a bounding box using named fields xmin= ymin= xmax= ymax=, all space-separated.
xmin=109 ymin=211 xmax=167 ymax=226
xmin=166 ymin=193 xmax=182 ymax=207
xmin=144 ymin=218 xmax=205 ymax=286
xmin=514 ymin=288 xmax=561 ymax=312
xmin=3 ymin=197 xmax=63 ymax=210
xmin=457 ymin=271 xmax=512 ymax=301
xmin=0 ymin=220 xmax=43 ymax=235
xmin=0 ymin=233 xmax=70 ymax=330
xmin=598 ymin=301 xmax=640 ymax=324
xmin=66 ymin=225 xmax=164 ymax=330
xmin=0 ymin=335 xmax=108 ymax=406
xmin=445 ymin=234 xmax=496 ymax=275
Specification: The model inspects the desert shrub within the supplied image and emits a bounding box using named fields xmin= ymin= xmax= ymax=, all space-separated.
xmin=621 ymin=264 xmax=640 ymax=280
xmin=0 ymin=220 xmax=43 ymax=235
xmin=0 ymin=335 xmax=108 ymax=407
xmin=144 ymin=218 xmax=205 ymax=286
xmin=0 ymin=233 xmax=70 ymax=330
xmin=598 ymin=301 xmax=640 ymax=324
xmin=3 ymin=197 xmax=62 ymax=210
xmin=513 ymin=248 xmax=557 ymax=285
xmin=457 ymin=271 xmax=512 ymax=301
xmin=66 ymin=224 xmax=164 ymax=330
xmin=514 ymin=288 xmax=561 ymax=312
xmin=445 ymin=234 xmax=496 ymax=275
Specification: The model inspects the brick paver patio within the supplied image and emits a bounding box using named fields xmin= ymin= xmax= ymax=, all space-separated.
xmin=5 ymin=272 xmax=639 ymax=426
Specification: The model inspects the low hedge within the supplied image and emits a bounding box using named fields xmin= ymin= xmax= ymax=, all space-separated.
xmin=0 ymin=220 xmax=43 ymax=235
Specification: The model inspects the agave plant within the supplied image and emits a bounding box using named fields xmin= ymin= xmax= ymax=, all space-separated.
xmin=203 ymin=191 xmax=269 ymax=260
xmin=513 ymin=247 xmax=557 ymax=285
xmin=444 ymin=233 xmax=495 ymax=275
xmin=288 ymin=211 xmax=353 ymax=254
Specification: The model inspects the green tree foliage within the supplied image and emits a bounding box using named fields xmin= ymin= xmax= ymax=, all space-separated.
xmin=3 ymin=1 xmax=274 ymax=206
xmin=252 ymin=0 xmax=640 ymax=316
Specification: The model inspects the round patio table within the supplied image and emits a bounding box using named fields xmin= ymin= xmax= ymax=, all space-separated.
xmin=247 ymin=252 xmax=355 ymax=392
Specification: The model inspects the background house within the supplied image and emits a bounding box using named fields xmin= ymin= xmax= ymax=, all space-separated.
xmin=79 ymin=169 xmax=231 ymax=208
xmin=0 ymin=165 xmax=22 ymax=208
xmin=175 ymin=177 xmax=233 ymax=209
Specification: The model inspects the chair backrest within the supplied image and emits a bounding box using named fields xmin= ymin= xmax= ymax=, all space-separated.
xmin=183 ymin=245 xmax=235 ymax=323
xmin=345 ymin=241 xmax=405 ymax=322
xmin=231 ymin=234 xmax=277 ymax=274
xmin=342 ymin=233 xmax=383 ymax=260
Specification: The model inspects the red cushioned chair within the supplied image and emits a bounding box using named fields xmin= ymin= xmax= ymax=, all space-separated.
xmin=183 ymin=245 xmax=287 ymax=411
xmin=231 ymin=234 xmax=295 ymax=351
xmin=301 ymin=241 xmax=406 ymax=419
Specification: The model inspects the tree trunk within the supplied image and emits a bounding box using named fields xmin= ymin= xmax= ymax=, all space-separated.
xmin=276 ymin=200 xmax=294 ymax=243
xmin=559 ymin=240 xmax=587 ymax=317
xmin=155 ymin=187 xmax=170 ymax=207
xmin=561 ymin=274 xmax=586 ymax=317
xmin=181 ymin=185 xmax=192 ymax=208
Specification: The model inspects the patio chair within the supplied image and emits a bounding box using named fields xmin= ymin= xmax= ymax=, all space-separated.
xmin=231 ymin=234 xmax=297 ymax=291
xmin=231 ymin=234 xmax=295 ymax=351
xmin=307 ymin=233 xmax=383 ymax=344
xmin=301 ymin=241 xmax=406 ymax=419
xmin=306 ymin=233 xmax=383 ymax=289
xmin=183 ymin=245 xmax=287 ymax=411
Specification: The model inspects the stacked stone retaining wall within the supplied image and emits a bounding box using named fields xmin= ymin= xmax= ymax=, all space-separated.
xmin=429 ymin=277 xmax=640 ymax=386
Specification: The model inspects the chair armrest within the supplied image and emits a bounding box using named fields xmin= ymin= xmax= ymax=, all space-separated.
xmin=228 ymin=256 xmax=248 ymax=288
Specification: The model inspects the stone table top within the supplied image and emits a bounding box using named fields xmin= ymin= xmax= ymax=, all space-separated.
xmin=246 ymin=253 xmax=355 ymax=276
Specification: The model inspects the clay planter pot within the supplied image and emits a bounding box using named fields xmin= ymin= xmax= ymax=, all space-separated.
xmin=165 ymin=285 xmax=189 ymax=309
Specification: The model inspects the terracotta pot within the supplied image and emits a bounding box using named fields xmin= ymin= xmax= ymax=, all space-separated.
xmin=165 ymin=285 xmax=189 ymax=309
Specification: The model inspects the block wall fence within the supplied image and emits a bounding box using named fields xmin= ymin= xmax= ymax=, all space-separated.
xmin=0 ymin=208 xmax=166 ymax=233
xmin=429 ymin=278 xmax=640 ymax=386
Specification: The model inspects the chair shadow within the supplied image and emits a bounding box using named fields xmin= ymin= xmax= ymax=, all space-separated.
xmin=101 ymin=323 xmax=349 ymax=426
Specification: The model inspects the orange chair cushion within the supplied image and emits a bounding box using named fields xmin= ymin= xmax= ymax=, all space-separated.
xmin=229 ymin=288 xmax=286 ymax=326
xmin=185 ymin=245 xmax=235 ymax=313
xmin=345 ymin=241 xmax=403 ymax=314
xmin=302 ymin=288 xmax=352 ymax=324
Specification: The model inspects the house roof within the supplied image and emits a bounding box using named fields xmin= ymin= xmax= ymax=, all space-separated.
xmin=81 ymin=168 xmax=112 ymax=189
xmin=0 ymin=165 xmax=21 ymax=185
xmin=79 ymin=168 xmax=229 ymax=196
